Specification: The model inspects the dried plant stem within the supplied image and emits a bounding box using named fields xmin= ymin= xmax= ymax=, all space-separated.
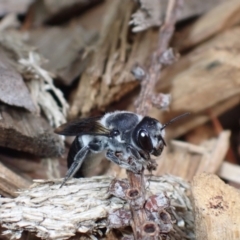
xmin=128 ymin=0 xmax=183 ymax=239
xmin=135 ymin=0 xmax=182 ymax=115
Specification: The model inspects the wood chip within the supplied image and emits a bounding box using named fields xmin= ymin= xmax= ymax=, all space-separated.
xmin=0 ymin=48 xmax=36 ymax=113
xmin=0 ymin=162 xmax=31 ymax=198
xmin=0 ymin=105 xmax=64 ymax=158
xmin=0 ymin=0 xmax=33 ymax=16
xmin=27 ymin=26 xmax=97 ymax=85
xmin=131 ymin=0 xmax=227 ymax=33
xmin=174 ymin=0 xmax=240 ymax=50
xmin=69 ymin=0 xmax=160 ymax=118
xmin=44 ymin=0 xmax=102 ymax=15
xmin=191 ymin=173 xmax=240 ymax=240
xmin=218 ymin=161 xmax=240 ymax=184
xmin=155 ymin=131 xmax=230 ymax=181
xmin=153 ymin=27 xmax=240 ymax=139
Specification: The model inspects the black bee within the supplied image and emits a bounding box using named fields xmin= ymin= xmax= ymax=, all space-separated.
xmin=55 ymin=111 xmax=189 ymax=187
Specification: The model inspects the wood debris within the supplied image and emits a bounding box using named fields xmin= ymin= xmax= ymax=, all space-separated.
xmin=0 ymin=31 xmax=68 ymax=127
xmin=173 ymin=0 xmax=240 ymax=50
xmin=218 ymin=162 xmax=240 ymax=184
xmin=0 ymin=31 xmax=67 ymax=158
xmin=130 ymin=0 xmax=227 ymax=33
xmin=0 ymin=162 xmax=31 ymax=198
xmin=69 ymin=0 xmax=145 ymax=118
xmin=0 ymin=48 xmax=36 ymax=113
xmin=152 ymin=26 xmax=240 ymax=139
xmin=0 ymin=0 xmax=240 ymax=239
xmin=0 ymin=0 xmax=33 ymax=16
xmin=43 ymin=0 xmax=104 ymax=24
xmin=0 ymin=175 xmax=194 ymax=240
xmin=26 ymin=25 xmax=97 ymax=85
xmin=157 ymin=131 xmax=230 ymax=180
xmin=130 ymin=0 xmax=162 ymax=32
xmin=0 ymin=105 xmax=64 ymax=158
xmin=191 ymin=173 xmax=240 ymax=240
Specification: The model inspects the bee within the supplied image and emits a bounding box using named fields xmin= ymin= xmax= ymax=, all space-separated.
xmin=55 ymin=111 xmax=189 ymax=187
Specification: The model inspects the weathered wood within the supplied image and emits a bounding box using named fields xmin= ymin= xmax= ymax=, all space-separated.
xmin=156 ymin=131 xmax=230 ymax=180
xmin=42 ymin=0 xmax=105 ymax=25
xmin=173 ymin=0 xmax=226 ymax=20
xmin=0 ymin=0 xmax=32 ymax=16
xmin=0 ymin=175 xmax=194 ymax=240
xmin=173 ymin=0 xmax=240 ymax=50
xmin=191 ymin=173 xmax=240 ymax=240
xmin=0 ymin=105 xmax=64 ymax=158
xmin=195 ymin=131 xmax=230 ymax=175
xmin=0 ymin=162 xmax=31 ymax=198
xmin=44 ymin=0 xmax=102 ymax=15
xmin=0 ymin=48 xmax=36 ymax=113
xmin=0 ymin=150 xmax=66 ymax=182
xmin=0 ymin=30 xmax=68 ymax=128
xmin=152 ymin=27 xmax=240 ymax=139
xmin=218 ymin=161 xmax=240 ymax=184
xmin=27 ymin=26 xmax=97 ymax=85
xmin=69 ymin=0 xmax=143 ymax=118
xmin=131 ymin=0 xmax=227 ymax=33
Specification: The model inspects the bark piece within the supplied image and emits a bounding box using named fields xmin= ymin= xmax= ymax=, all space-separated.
xmin=0 ymin=175 xmax=194 ymax=240
xmin=173 ymin=0 xmax=226 ymax=20
xmin=173 ymin=0 xmax=240 ymax=50
xmin=130 ymin=0 xmax=162 ymax=32
xmin=27 ymin=26 xmax=97 ymax=85
xmin=191 ymin=173 xmax=240 ymax=240
xmin=218 ymin=161 xmax=240 ymax=184
xmin=0 ymin=151 xmax=66 ymax=182
xmin=0 ymin=31 xmax=68 ymax=128
xmin=153 ymin=27 xmax=240 ymax=139
xmin=44 ymin=0 xmax=103 ymax=24
xmin=0 ymin=162 xmax=31 ymax=198
xmin=69 ymin=0 xmax=160 ymax=118
xmin=0 ymin=48 xmax=36 ymax=113
xmin=130 ymin=0 xmax=227 ymax=33
xmin=156 ymin=131 xmax=230 ymax=181
xmin=0 ymin=0 xmax=33 ymax=16
xmin=69 ymin=0 xmax=229 ymax=118
xmin=0 ymin=105 xmax=64 ymax=158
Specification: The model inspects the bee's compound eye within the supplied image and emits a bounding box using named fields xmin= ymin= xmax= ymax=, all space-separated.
xmin=138 ymin=130 xmax=153 ymax=152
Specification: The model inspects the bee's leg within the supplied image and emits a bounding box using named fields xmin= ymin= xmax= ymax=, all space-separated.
xmin=126 ymin=144 xmax=150 ymax=161
xmin=60 ymin=146 xmax=90 ymax=188
xmin=105 ymin=149 xmax=121 ymax=165
xmin=126 ymin=145 xmax=141 ymax=159
xmin=105 ymin=149 xmax=142 ymax=173
xmin=67 ymin=137 xmax=106 ymax=178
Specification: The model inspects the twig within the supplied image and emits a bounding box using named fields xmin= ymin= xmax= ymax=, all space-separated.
xmin=134 ymin=0 xmax=182 ymax=115
xmin=129 ymin=0 xmax=183 ymax=239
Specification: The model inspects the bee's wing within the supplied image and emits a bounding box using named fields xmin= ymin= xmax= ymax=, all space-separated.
xmin=54 ymin=116 xmax=110 ymax=136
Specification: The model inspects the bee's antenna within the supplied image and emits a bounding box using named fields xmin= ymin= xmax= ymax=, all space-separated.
xmin=160 ymin=112 xmax=190 ymax=130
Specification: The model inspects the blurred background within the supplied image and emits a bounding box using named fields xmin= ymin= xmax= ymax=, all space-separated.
xmin=0 ymin=0 xmax=240 ymax=198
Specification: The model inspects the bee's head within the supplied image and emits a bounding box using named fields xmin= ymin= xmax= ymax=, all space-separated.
xmin=132 ymin=113 xmax=190 ymax=156
xmin=133 ymin=117 xmax=165 ymax=156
